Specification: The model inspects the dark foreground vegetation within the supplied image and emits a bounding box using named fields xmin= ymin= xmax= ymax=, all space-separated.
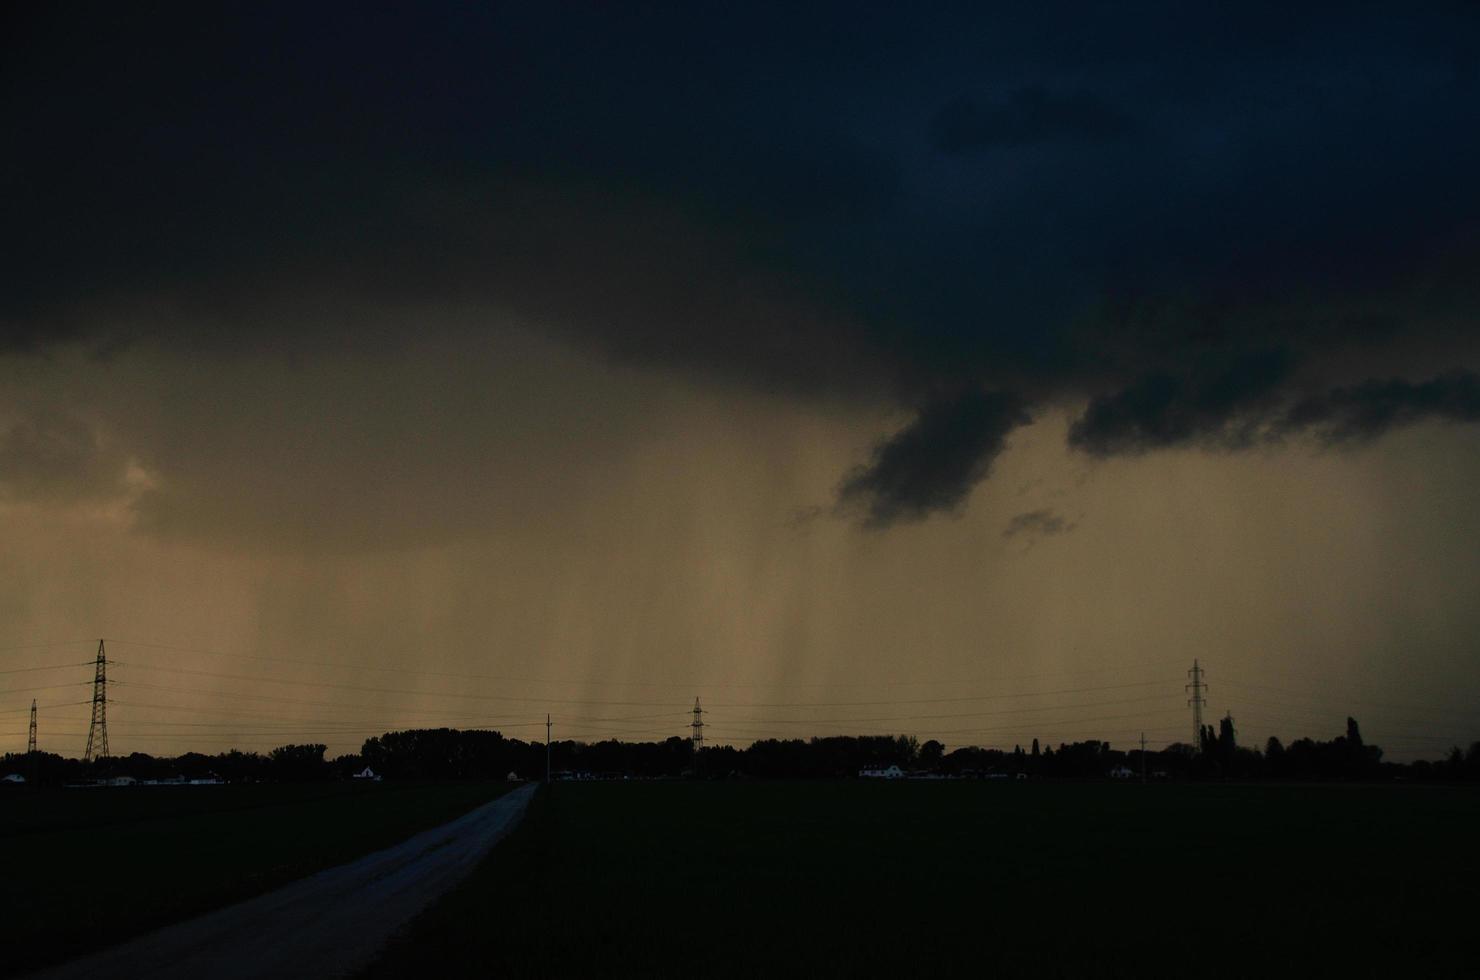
xmin=0 ymin=780 xmax=509 ymax=978
xmin=9 ymin=712 xmax=1477 ymax=789
xmin=364 ymin=780 xmax=1480 ymax=979
xmin=373 ymin=714 xmax=1473 ymax=781
xmin=6 ymin=719 xmax=1479 ymax=979
xmin=5 ymin=717 xmax=1476 ymax=975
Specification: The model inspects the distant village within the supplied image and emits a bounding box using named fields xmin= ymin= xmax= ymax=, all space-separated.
xmin=6 ymin=714 xmax=1480 ymax=788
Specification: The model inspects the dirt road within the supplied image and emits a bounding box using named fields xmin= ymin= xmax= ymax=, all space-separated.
xmin=29 ymin=782 xmax=537 ymax=980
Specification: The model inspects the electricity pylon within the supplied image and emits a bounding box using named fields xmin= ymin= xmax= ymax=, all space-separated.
xmin=1186 ymin=659 xmax=1206 ymax=753
xmin=27 ymin=699 xmax=37 ymax=754
xmin=83 ymin=639 xmax=110 ymax=762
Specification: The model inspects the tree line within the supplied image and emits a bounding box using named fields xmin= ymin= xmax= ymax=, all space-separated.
xmin=4 ymin=715 xmax=1479 ymax=785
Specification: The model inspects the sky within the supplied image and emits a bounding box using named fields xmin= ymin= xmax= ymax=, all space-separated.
xmin=4 ymin=3 xmax=1480 ymax=761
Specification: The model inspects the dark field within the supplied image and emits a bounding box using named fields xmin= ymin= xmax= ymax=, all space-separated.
xmin=366 ymin=781 xmax=1480 ymax=978
xmin=1 ymin=780 xmax=510 ymax=977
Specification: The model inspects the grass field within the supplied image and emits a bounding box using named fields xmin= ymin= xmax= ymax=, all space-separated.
xmin=364 ymin=780 xmax=1480 ymax=978
xmin=0 ymin=780 xmax=511 ymax=977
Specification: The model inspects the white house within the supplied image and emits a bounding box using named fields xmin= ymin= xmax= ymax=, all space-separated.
xmin=1108 ymin=766 xmax=1136 ymax=779
xmin=353 ymin=767 xmax=383 ymax=782
xmin=859 ymin=764 xmax=904 ymax=779
xmin=1 ymin=773 xmax=25 ymax=784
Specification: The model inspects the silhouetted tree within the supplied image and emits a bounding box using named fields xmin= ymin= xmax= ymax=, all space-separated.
xmin=1219 ymin=714 xmax=1236 ymax=751
xmin=941 ymin=745 xmax=1009 ymax=775
xmin=332 ymin=753 xmax=365 ymax=777
xmin=0 ymin=750 xmax=79 ymax=788
xmin=1332 ymin=717 xmax=1382 ymax=776
xmin=213 ymin=749 xmax=269 ymax=782
xmin=1265 ymin=736 xmax=1286 ymax=776
xmin=269 ymin=743 xmax=328 ymax=781
xmin=7 ymin=709 xmax=1452 ymax=784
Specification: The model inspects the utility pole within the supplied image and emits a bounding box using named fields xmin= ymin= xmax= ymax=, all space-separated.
xmin=1139 ymin=731 xmax=1147 ymax=784
xmin=84 ymin=639 xmax=110 ymax=763
xmin=545 ymin=714 xmax=551 ymax=783
xmin=1186 ymin=659 xmax=1206 ymax=754
xmin=27 ymin=698 xmax=39 ymax=786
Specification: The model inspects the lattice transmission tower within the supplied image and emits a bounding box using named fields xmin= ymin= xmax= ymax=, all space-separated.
xmin=691 ymin=697 xmax=704 ymax=752
xmin=28 ymin=699 xmax=37 ymax=754
xmin=83 ymin=639 xmax=110 ymax=762
xmin=1186 ymin=659 xmax=1207 ymax=752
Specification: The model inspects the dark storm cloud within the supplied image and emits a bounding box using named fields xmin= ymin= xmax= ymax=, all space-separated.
xmin=1281 ymin=372 xmax=1480 ymax=445
xmin=1068 ymin=350 xmax=1294 ymax=455
xmin=1070 ymin=362 xmax=1480 ymax=456
xmin=932 ymin=87 xmax=1135 ymax=153
xmin=838 ymin=389 xmax=1029 ymax=527
xmin=6 ymin=3 xmax=1480 ymax=525
xmin=1002 ymin=509 xmax=1073 ymax=541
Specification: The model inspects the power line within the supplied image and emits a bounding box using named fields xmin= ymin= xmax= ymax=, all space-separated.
xmin=0 ymin=699 xmax=91 ymax=715
xmin=703 ymin=712 xmax=1189 ymax=740
xmin=31 ymin=645 xmax=1464 ymax=758
xmin=102 ymin=707 xmax=685 ymax=730
xmin=101 ymin=638 xmax=1185 ymax=690
xmin=111 ymin=664 xmax=693 ymax=709
xmin=1219 ymin=680 xmax=1480 ymax=722
xmin=115 ymin=679 xmax=686 ymax=714
xmin=106 ymin=661 xmax=1176 ymax=714
xmin=705 ymin=680 xmax=1170 ymax=710
xmin=708 ymin=707 xmax=1187 ymax=732
xmin=715 ymin=694 xmax=1181 ymax=727
xmin=97 ymin=724 xmax=686 ymax=742
xmin=0 ymin=661 xmax=94 ymax=675
xmin=1222 ymin=706 xmax=1476 ymax=744
xmin=0 ymin=648 xmax=1186 ymax=754
xmin=0 ymin=641 xmax=96 ymax=654
xmin=107 ymin=696 xmax=688 ymax=727
xmin=0 ymin=681 xmax=92 ymax=695
xmin=1218 ymin=699 xmax=1474 ymax=739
